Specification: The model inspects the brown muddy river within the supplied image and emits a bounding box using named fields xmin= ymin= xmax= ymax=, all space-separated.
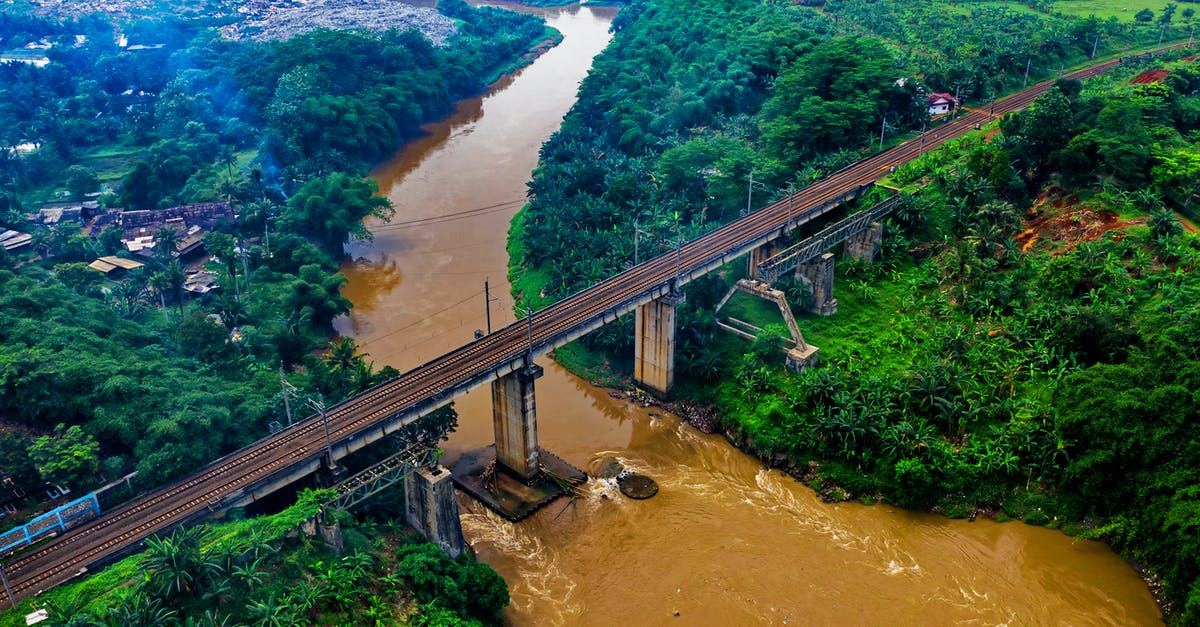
xmin=334 ymin=3 xmax=1163 ymax=624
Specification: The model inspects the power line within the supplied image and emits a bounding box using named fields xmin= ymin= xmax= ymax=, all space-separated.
xmin=370 ymin=199 xmax=525 ymax=232
xmin=355 ymin=289 xmax=486 ymax=345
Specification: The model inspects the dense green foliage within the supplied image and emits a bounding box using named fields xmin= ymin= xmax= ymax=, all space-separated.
xmin=0 ymin=0 xmax=551 ymax=501
xmin=823 ymin=0 xmax=1182 ymax=99
xmin=0 ymin=1 xmax=550 ymax=212
xmin=0 ymin=490 xmax=508 ymax=626
xmin=514 ymin=0 xmax=1184 ymax=325
xmin=510 ymin=0 xmax=1200 ymax=619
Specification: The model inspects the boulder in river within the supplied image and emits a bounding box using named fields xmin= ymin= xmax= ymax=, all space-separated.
xmin=617 ymin=472 xmax=658 ymax=499
xmin=595 ymin=458 xmax=625 ymax=479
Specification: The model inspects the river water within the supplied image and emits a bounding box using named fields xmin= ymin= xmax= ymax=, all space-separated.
xmin=334 ymin=4 xmax=1162 ymax=624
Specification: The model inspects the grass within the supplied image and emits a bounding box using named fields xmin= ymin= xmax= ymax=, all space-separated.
xmin=78 ymin=140 xmax=142 ymax=185
xmin=0 ymin=553 xmax=144 ymax=626
xmin=551 ymin=341 xmax=626 ymax=388
xmin=0 ymin=493 xmax=327 ymax=626
xmin=505 ymin=205 xmax=555 ymax=312
xmin=719 ymin=291 xmax=787 ymax=332
xmin=1052 ymin=0 xmax=1182 ymax=19
xmin=797 ymin=263 xmax=921 ymax=379
xmin=942 ymin=1 xmax=1045 ymax=17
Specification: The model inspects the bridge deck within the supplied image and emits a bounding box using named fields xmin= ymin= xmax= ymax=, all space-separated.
xmin=0 ymin=54 xmax=1154 ymax=609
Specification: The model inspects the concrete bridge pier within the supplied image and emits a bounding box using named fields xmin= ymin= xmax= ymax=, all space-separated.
xmin=845 ymin=221 xmax=883 ymax=262
xmin=404 ymin=465 xmax=465 ymax=558
xmin=634 ymin=290 xmax=684 ymax=396
xmin=491 ymin=364 xmax=544 ymax=480
xmin=796 ymin=252 xmax=838 ymax=316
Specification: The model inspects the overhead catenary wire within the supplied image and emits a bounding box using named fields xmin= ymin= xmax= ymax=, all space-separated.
xmin=369 ymin=198 xmax=525 ymax=232
xmin=355 ymin=288 xmax=488 ymax=346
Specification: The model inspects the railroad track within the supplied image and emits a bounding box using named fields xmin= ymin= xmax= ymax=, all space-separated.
xmin=0 ymin=50 xmax=1177 ymax=611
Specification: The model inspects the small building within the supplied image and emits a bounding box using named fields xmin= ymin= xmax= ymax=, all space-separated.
xmin=88 ymin=255 xmax=144 ymax=277
xmin=928 ymin=92 xmax=958 ymax=117
xmin=122 ymin=234 xmax=157 ymax=255
xmin=0 ymin=229 xmax=32 ymax=252
xmin=183 ymin=270 xmax=220 ymax=295
xmin=36 ymin=206 xmax=83 ymax=226
xmin=176 ymin=224 xmax=209 ymax=260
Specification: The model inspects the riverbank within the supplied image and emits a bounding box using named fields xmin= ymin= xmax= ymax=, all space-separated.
xmin=480 ymin=26 xmax=565 ymax=87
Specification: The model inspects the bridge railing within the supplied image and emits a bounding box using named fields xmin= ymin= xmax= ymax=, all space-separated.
xmin=755 ymin=194 xmax=905 ymax=284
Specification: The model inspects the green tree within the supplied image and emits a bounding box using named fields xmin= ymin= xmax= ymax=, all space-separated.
xmin=280 ymin=173 xmax=394 ymax=255
xmin=30 ymin=423 xmax=101 ymax=489
xmin=0 ymin=432 xmax=39 ymax=487
xmin=54 ymin=262 xmax=102 ymax=294
xmin=65 ymin=165 xmax=99 ymax=199
xmin=96 ymin=225 xmax=126 ymax=256
xmin=120 ymin=161 xmax=160 ymax=210
xmin=1151 ymin=146 xmax=1200 ymax=208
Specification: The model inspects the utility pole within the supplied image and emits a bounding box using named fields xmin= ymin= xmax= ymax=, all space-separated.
xmin=879 ymin=114 xmax=887 ymax=150
xmin=0 ymin=561 xmax=15 ymax=610
xmin=785 ymin=182 xmax=795 ymax=231
xmin=1091 ymin=36 xmax=1099 ymax=60
xmin=516 ymin=306 xmax=535 ymax=367
xmin=280 ymin=366 xmax=293 ymax=425
xmin=238 ymin=240 xmax=250 ymax=291
xmin=1023 ymin=55 xmax=1032 ymax=88
xmin=1159 ymin=23 xmax=1167 ymax=47
xmin=632 ymin=218 xmax=650 ymax=265
xmin=674 ymin=211 xmax=682 ymax=289
xmin=484 ymin=278 xmax=494 ymax=334
xmin=305 ymin=395 xmax=335 ymax=469
xmin=744 ymin=171 xmax=755 ymax=217
xmin=920 ymin=118 xmax=927 ymax=152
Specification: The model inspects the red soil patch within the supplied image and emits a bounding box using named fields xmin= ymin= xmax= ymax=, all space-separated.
xmin=1016 ymin=189 xmax=1147 ymax=254
xmin=1131 ymin=68 xmax=1169 ymax=84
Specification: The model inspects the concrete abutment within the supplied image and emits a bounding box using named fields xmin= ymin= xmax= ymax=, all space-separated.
xmin=796 ymin=252 xmax=838 ymax=316
xmin=404 ymin=465 xmax=466 ymax=559
xmin=845 ymin=221 xmax=883 ymax=262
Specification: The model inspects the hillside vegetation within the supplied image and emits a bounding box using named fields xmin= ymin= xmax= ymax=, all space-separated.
xmin=509 ymin=0 xmax=1200 ymax=620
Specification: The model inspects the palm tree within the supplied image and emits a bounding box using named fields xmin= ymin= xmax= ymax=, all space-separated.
xmin=165 ymin=260 xmax=186 ymax=314
xmin=101 ymin=591 xmax=177 ymax=627
xmin=141 ymin=525 xmax=208 ymax=599
xmin=43 ymin=595 xmax=92 ymax=626
xmin=1133 ymin=188 xmax=1164 ymax=212
xmin=149 ymin=271 xmax=172 ymax=322
xmin=154 ymin=226 xmax=179 ymax=263
xmin=214 ymin=293 xmax=247 ymax=328
xmin=184 ymin=610 xmax=231 ymax=627
xmin=325 ymin=337 xmax=363 ymax=375
xmin=1148 ymin=209 xmax=1183 ymax=241
xmin=232 ymin=557 xmax=265 ymax=592
xmin=112 ymin=271 xmax=150 ymax=319
xmin=245 ymin=594 xmax=297 ymax=627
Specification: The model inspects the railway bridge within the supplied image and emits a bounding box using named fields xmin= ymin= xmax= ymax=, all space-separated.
xmin=0 ymin=57 xmax=1139 ymax=609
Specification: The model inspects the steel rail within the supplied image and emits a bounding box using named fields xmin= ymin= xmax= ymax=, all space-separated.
xmin=0 ymin=49 xmax=1183 ymax=610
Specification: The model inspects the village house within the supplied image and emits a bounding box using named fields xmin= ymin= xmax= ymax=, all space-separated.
xmin=927 ymin=92 xmax=959 ymax=117
xmin=87 ymin=255 xmax=144 ymax=277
